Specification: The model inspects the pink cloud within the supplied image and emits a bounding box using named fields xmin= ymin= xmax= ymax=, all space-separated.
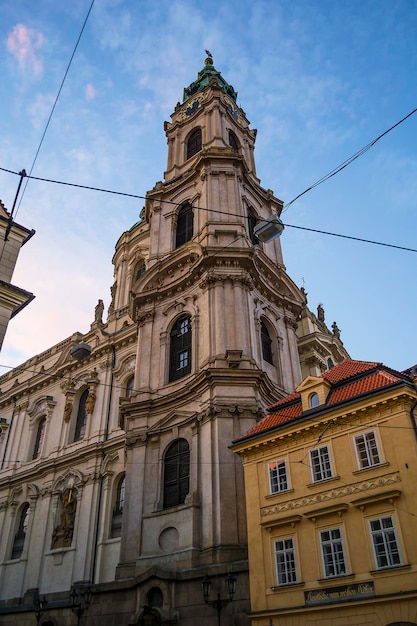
xmin=6 ymin=23 xmax=45 ymax=76
xmin=85 ymin=83 xmax=96 ymax=100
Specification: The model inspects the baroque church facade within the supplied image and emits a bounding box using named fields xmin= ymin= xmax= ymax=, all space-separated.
xmin=0 ymin=55 xmax=348 ymax=625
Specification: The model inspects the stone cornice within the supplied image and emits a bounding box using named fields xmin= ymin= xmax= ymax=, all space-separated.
xmin=260 ymin=471 xmax=401 ymax=519
xmin=0 ymin=434 xmax=125 ymax=493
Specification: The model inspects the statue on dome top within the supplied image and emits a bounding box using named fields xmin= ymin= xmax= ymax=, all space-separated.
xmin=204 ymin=50 xmax=213 ymax=65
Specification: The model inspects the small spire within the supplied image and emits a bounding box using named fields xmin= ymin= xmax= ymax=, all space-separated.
xmin=204 ymin=50 xmax=213 ymax=65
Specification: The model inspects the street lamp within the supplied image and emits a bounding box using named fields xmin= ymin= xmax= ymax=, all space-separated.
xmin=201 ymin=573 xmax=237 ymax=626
xmin=253 ymin=215 xmax=284 ymax=243
xmin=70 ymin=584 xmax=91 ymax=625
xmin=34 ymin=595 xmax=47 ymax=625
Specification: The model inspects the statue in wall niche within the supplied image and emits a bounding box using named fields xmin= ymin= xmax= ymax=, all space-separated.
xmin=86 ymin=387 xmax=96 ymax=415
xmin=63 ymin=399 xmax=73 ymax=423
xmin=94 ymin=299 xmax=104 ymax=324
xmin=138 ymin=606 xmax=161 ymax=626
xmin=51 ymin=488 xmax=77 ymax=549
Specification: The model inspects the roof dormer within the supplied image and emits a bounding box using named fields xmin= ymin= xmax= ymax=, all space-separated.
xmin=296 ymin=375 xmax=331 ymax=412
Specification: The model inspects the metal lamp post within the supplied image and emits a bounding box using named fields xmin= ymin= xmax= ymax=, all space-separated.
xmin=70 ymin=584 xmax=91 ymax=626
xmin=201 ymin=574 xmax=237 ymax=626
xmin=34 ymin=595 xmax=47 ymax=625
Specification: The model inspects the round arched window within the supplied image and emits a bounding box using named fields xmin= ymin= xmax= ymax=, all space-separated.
xmin=309 ymin=392 xmax=320 ymax=408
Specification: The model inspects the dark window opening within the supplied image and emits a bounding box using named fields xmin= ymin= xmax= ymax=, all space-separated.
xmin=11 ymin=503 xmax=29 ymax=560
xmin=126 ymin=376 xmax=134 ymax=397
xmin=186 ymin=128 xmax=202 ymax=159
xmin=247 ymin=207 xmax=259 ymax=245
xmin=228 ymin=130 xmax=239 ymax=151
xmin=163 ymin=439 xmax=190 ymax=508
xmin=261 ymin=322 xmax=274 ymax=365
xmin=147 ymin=587 xmax=163 ymax=608
xmin=74 ymin=389 xmax=88 ymax=442
xmin=111 ymin=474 xmax=125 ymax=538
xmin=169 ymin=315 xmax=192 ymax=382
xmin=135 ymin=261 xmax=146 ymax=281
xmin=33 ymin=417 xmax=46 ymax=459
xmin=175 ymin=203 xmax=194 ymax=248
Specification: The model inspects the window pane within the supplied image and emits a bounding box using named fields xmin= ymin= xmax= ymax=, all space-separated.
xmin=169 ymin=316 xmax=192 ymax=382
xmin=74 ymin=389 xmax=88 ymax=441
xmin=370 ymin=516 xmax=401 ymax=568
xmin=310 ymin=446 xmax=332 ymax=482
xmin=269 ymin=460 xmax=288 ymax=493
xmin=261 ymin=322 xmax=273 ymax=365
xmin=275 ymin=537 xmax=297 ymax=585
xmin=187 ymin=128 xmax=202 ymax=159
xmin=33 ymin=418 xmax=46 ymax=459
xmin=355 ymin=431 xmax=380 ymax=468
xmin=175 ymin=204 xmax=194 ymax=248
xmin=163 ymin=439 xmax=190 ymax=508
xmin=11 ymin=504 xmax=30 ymax=559
xmin=320 ymin=527 xmax=346 ymax=577
xmin=247 ymin=207 xmax=259 ymax=245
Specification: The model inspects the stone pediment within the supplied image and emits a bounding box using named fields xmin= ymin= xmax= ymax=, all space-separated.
xmin=131 ymin=244 xmax=202 ymax=315
xmin=146 ymin=410 xmax=197 ymax=436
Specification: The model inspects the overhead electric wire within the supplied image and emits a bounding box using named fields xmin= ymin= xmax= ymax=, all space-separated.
xmin=282 ymin=105 xmax=417 ymax=212
xmin=1 ymin=104 xmax=416 ymax=252
xmin=14 ymin=0 xmax=96 ymax=220
xmin=1 ymin=164 xmax=416 ymax=254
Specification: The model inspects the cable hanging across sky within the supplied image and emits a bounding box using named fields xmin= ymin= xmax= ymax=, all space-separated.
xmin=1 ymin=104 xmax=416 ymax=253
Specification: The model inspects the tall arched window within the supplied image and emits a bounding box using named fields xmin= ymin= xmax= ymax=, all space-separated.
xmin=261 ymin=322 xmax=274 ymax=365
xmin=111 ymin=474 xmax=125 ymax=538
xmin=169 ymin=315 xmax=192 ymax=382
xmin=74 ymin=389 xmax=88 ymax=442
xmin=228 ymin=130 xmax=239 ymax=151
xmin=163 ymin=439 xmax=190 ymax=509
xmin=186 ymin=128 xmax=202 ymax=159
xmin=134 ymin=260 xmax=146 ymax=282
xmin=125 ymin=376 xmax=134 ymax=397
xmin=247 ymin=206 xmax=259 ymax=245
xmin=175 ymin=203 xmax=193 ymax=248
xmin=11 ymin=503 xmax=30 ymax=560
xmin=32 ymin=417 xmax=46 ymax=459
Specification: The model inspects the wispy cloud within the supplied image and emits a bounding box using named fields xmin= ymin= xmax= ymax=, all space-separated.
xmin=85 ymin=83 xmax=96 ymax=100
xmin=6 ymin=23 xmax=45 ymax=76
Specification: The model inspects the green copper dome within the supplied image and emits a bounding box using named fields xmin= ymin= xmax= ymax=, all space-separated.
xmin=183 ymin=52 xmax=237 ymax=103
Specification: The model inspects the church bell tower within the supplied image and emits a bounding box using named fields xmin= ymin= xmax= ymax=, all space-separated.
xmin=116 ymin=53 xmax=305 ymax=624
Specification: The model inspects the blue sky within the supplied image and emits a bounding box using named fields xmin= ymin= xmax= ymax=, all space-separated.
xmin=0 ymin=0 xmax=416 ymax=372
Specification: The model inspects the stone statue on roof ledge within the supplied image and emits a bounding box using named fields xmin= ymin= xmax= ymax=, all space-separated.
xmin=332 ymin=321 xmax=341 ymax=338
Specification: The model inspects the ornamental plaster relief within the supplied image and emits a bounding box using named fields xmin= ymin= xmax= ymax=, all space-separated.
xmin=27 ymin=395 xmax=57 ymax=422
xmin=260 ymin=470 xmax=401 ymax=517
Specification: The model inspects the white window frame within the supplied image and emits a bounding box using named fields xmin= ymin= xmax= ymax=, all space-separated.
xmin=354 ymin=430 xmax=381 ymax=469
xmin=309 ymin=392 xmax=320 ymax=408
xmin=274 ymin=537 xmax=298 ymax=585
xmin=310 ymin=445 xmax=333 ymax=482
xmin=268 ymin=459 xmax=289 ymax=494
xmin=369 ymin=515 xmax=402 ymax=569
xmin=320 ymin=527 xmax=347 ymax=577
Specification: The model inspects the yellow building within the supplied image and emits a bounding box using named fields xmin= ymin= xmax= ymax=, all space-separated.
xmin=231 ymin=360 xmax=417 ymax=626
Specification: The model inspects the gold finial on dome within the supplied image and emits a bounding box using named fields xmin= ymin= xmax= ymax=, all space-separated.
xmin=204 ymin=50 xmax=213 ymax=65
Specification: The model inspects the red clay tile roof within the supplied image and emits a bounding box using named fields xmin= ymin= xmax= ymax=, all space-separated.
xmin=322 ymin=359 xmax=380 ymax=383
xmin=268 ymin=390 xmax=301 ymax=411
xmin=235 ymin=360 xmax=411 ymax=442
xmin=328 ymin=370 xmax=400 ymax=405
xmin=244 ymin=402 xmax=303 ymax=437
